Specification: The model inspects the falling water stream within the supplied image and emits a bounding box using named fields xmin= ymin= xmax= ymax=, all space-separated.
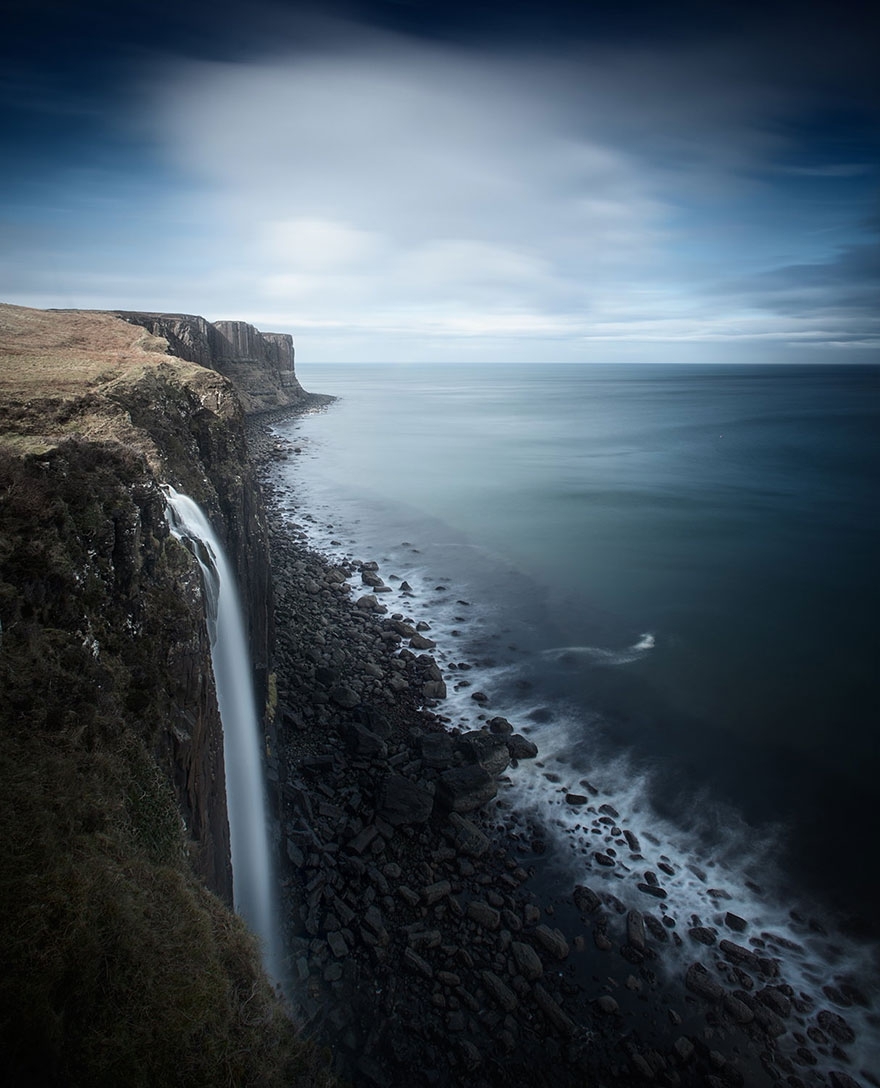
xmin=163 ymin=486 xmax=284 ymax=985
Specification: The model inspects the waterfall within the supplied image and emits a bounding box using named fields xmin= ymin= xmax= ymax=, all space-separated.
xmin=163 ymin=486 xmax=284 ymax=985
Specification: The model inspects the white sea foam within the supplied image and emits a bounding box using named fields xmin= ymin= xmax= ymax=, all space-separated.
xmin=542 ymin=631 xmax=656 ymax=667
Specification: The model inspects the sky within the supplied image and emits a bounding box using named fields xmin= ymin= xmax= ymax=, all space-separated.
xmin=1 ymin=0 xmax=878 ymax=363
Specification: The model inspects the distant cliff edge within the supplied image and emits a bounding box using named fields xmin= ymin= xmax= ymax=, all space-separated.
xmin=114 ymin=310 xmax=306 ymax=413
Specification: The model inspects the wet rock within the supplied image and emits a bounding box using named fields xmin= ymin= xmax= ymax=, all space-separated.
xmin=573 ymin=884 xmax=602 ymax=915
xmin=688 ymin=926 xmax=717 ymax=946
xmin=594 ymin=852 xmax=615 ymax=867
xmin=410 ymin=634 xmax=437 ymax=650
xmin=488 ymin=716 xmax=514 ymax=735
xmin=828 ymin=1073 xmax=862 ymax=1088
xmin=685 ymin=963 xmax=724 ymax=1001
xmin=637 ymin=882 xmax=667 ymax=899
xmin=421 ymin=679 xmax=448 ymax=700
xmin=377 ymin=773 xmax=434 ymax=825
xmin=437 ymin=765 xmax=498 ymax=813
xmin=674 ymin=1037 xmax=695 ymax=1063
xmin=511 ymin=940 xmax=543 ymax=980
xmin=627 ymin=909 xmax=647 ymax=951
xmin=724 ymin=994 xmax=754 ymax=1024
xmin=623 ymin=829 xmax=641 ymax=852
xmin=725 ymin=911 xmax=748 ymax=932
xmin=817 ymin=1009 xmax=856 ymax=1044
xmin=595 ymin=995 xmax=620 ymax=1015
xmin=565 ymin=793 xmax=588 ymax=806
xmin=757 ymin=986 xmax=792 ymax=1019
xmin=506 ymin=734 xmax=538 ymax=759
xmin=459 ymin=731 xmax=512 ymax=776
xmin=533 ymin=924 xmax=569 ymax=961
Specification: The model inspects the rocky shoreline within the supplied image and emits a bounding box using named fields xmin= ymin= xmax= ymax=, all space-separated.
xmin=246 ymin=405 xmax=874 ymax=1088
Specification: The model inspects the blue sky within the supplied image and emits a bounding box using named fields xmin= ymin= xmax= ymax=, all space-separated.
xmin=1 ymin=0 xmax=878 ymax=362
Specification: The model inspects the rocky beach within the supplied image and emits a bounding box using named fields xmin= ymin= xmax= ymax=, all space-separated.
xmin=247 ymin=408 xmax=877 ymax=1088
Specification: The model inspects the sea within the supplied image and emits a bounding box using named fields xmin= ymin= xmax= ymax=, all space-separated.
xmin=276 ymin=361 xmax=880 ymax=1070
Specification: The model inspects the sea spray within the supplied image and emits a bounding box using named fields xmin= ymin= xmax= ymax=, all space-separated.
xmin=163 ymin=486 xmax=284 ymax=985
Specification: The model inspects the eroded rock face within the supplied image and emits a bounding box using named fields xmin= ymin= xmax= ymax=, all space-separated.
xmin=115 ymin=311 xmax=305 ymax=412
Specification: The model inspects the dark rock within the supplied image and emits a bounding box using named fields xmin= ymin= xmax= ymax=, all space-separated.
xmin=533 ymin=924 xmax=569 ymax=960
xmin=410 ymin=634 xmax=437 ymax=650
xmin=595 ymin=995 xmax=620 ymax=1014
xmin=688 ymin=926 xmax=717 ymax=946
xmin=437 ymin=765 xmax=497 ymax=813
xmin=534 ymin=983 xmax=575 ymax=1035
xmin=594 ymin=852 xmax=615 ymax=867
xmin=344 ymin=722 xmax=387 ymax=758
xmin=456 ymin=730 xmax=511 ymax=776
xmin=488 ymin=716 xmax=514 ymax=735
xmin=467 ymin=900 xmax=501 ymax=930
xmin=565 ymin=793 xmax=588 ymax=806
xmin=422 ymin=880 xmax=452 ymax=906
xmin=377 ymin=773 xmax=435 ymax=825
xmin=481 ymin=970 xmax=517 ymax=1011
xmin=511 ymin=940 xmax=543 ymax=980
xmin=627 ymin=909 xmax=647 ymax=951
xmin=422 ymin=680 xmax=448 ymax=700
xmin=725 ymin=911 xmax=748 ymax=932
xmin=331 ymin=685 xmax=361 ymax=709
xmin=684 ymin=963 xmax=724 ymax=1001
xmin=420 ymin=732 xmax=454 ymax=768
xmin=447 ymin=811 xmax=490 ymax=857
xmin=637 ymin=882 xmax=667 ymax=899
xmin=817 ymin=1009 xmax=856 ymax=1044
xmin=573 ymin=884 xmax=602 ymax=915
xmin=506 ymin=734 xmax=538 ymax=759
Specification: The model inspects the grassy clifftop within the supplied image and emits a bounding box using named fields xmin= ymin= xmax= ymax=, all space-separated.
xmin=0 ymin=304 xmax=332 ymax=1086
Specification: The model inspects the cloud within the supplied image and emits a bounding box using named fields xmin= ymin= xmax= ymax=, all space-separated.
xmin=2 ymin=7 xmax=877 ymax=361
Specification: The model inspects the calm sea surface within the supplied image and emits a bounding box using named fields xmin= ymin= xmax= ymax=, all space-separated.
xmin=285 ymin=362 xmax=880 ymax=935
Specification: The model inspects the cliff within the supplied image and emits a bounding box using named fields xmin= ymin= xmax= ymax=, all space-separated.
xmin=0 ymin=303 xmax=328 ymax=1086
xmin=114 ymin=311 xmax=306 ymax=413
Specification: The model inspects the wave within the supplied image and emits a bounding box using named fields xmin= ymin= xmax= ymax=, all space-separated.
xmin=542 ymin=631 xmax=655 ymax=667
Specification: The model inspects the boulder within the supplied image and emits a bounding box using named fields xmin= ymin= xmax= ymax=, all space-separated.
xmin=507 ymin=734 xmax=538 ymax=759
xmin=511 ymin=940 xmax=543 ymax=980
xmin=437 ymin=765 xmax=497 ymax=813
xmin=377 ymin=773 xmax=435 ymax=825
xmin=343 ymin=722 xmax=387 ymax=758
xmin=573 ymin=884 xmax=602 ymax=914
xmin=422 ymin=680 xmax=448 ymax=700
xmin=448 ymin=811 xmax=490 ymax=856
xmin=533 ymin=924 xmax=569 ymax=960
xmin=330 ymin=685 xmax=360 ymax=709
xmin=456 ymin=730 xmax=511 ymax=776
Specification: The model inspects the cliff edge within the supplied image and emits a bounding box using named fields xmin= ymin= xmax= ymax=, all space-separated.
xmin=114 ymin=310 xmax=306 ymax=413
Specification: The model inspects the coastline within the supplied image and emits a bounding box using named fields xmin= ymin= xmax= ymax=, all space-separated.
xmin=246 ymin=404 xmax=876 ymax=1088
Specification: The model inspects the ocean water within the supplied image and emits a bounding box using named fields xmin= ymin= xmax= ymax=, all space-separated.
xmin=278 ymin=362 xmax=880 ymax=1067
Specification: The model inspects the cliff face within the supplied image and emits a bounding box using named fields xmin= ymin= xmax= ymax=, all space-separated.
xmin=0 ymin=303 xmax=282 ymax=903
xmin=115 ymin=311 xmax=305 ymax=413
